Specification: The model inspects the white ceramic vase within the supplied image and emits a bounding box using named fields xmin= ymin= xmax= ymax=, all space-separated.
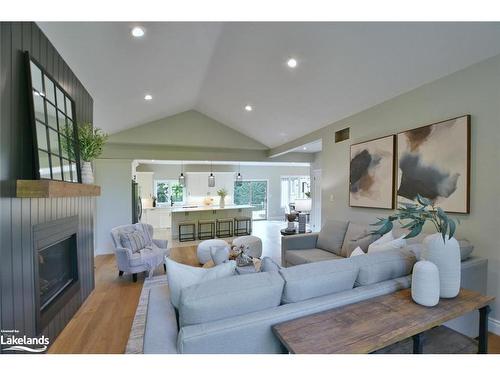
xmin=219 ymin=196 xmax=225 ymax=208
xmin=422 ymin=233 xmax=461 ymax=298
xmin=81 ymin=161 xmax=94 ymax=184
xmin=411 ymin=260 xmax=440 ymax=307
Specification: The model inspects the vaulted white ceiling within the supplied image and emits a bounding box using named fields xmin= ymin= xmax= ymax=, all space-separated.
xmin=38 ymin=22 xmax=500 ymax=148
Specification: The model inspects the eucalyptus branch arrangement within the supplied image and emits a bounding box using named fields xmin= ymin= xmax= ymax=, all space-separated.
xmin=63 ymin=122 xmax=108 ymax=162
xmin=371 ymin=195 xmax=459 ymax=243
xmin=216 ymin=188 xmax=228 ymax=198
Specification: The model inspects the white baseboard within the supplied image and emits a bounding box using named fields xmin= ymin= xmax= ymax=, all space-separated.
xmin=489 ymin=317 xmax=500 ymax=335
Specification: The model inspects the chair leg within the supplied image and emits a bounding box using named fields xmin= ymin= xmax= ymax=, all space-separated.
xmin=132 ymin=273 xmax=137 ymax=282
xmin=118 ymin=270 xmax=124 ymax=277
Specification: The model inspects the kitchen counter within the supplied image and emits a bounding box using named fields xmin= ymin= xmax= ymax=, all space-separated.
xmin=170 ymin=204 xmax=254 ymax=240
xmin=171 ymin=204 xmax=253 ymax=213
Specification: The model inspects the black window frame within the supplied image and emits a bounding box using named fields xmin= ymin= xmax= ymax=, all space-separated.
xmin=25 ymin=51 xmax=82 ymax=183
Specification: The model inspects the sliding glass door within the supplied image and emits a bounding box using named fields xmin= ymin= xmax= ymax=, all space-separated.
xmin=234 ymin=180 xmax=268 ymax=220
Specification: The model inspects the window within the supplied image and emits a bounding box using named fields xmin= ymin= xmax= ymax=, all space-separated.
xmin=233 ymin=180 xmax=268 ymax=220
xmin=281 ymin=176 xmax=310 ymax=209
xmin=154 ymin=180 xmax=185 ymax=205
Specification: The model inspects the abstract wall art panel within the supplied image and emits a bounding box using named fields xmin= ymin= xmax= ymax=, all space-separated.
xmin=397 ymin=115 xmax=470 ymax=213
xmin=349 ymin=135 xmax=395 ymax=209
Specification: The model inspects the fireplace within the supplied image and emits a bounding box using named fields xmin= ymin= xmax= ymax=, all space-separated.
xmin=33 ymin=216 xmax=80 ymax=333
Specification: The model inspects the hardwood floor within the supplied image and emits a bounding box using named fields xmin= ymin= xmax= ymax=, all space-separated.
xmin=48 ymin=220 xmax=500 ymax=354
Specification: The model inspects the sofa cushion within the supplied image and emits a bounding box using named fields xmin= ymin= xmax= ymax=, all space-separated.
xmin=285 ymin=249 xmax=342 ymax=266
xmin=261 ymin=257 xmax=282 ymax=273
xmin=279 ymin=258 xmax=358 ymax=303
xmin=316 ymin=220 xmax=349 ymax=255
xmin=120 ymin=231 xmax=147 ymax=253
xmin=350 ymin=248 xmax=416 ymax=286
xmin=368 ymin=236 xmax=407 ymax=254
xmin=179 ymin=272 xmax=284 ymax=326
xmin=458 ymin=239 xmax=474 ymax=260
xmin=165 ymin=258 xmax=236 ymax=308
xmin=341 ymin=222 xmax=380 ymax=257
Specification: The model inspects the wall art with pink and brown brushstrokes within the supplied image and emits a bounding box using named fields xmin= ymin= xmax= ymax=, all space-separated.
xmin=349 ymin=135 xmax=395 ymax=209
xmin=397 ymin=115 xmax=470 ymax=213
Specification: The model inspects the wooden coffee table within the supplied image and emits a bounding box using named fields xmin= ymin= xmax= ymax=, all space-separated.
xmin=272 ymin=288 xmax=494 ymax=354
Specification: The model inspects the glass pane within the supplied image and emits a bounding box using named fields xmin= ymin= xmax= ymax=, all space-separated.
xmin=58 ymin=110 xmax=67 ymax=132
xmin=51 ymin=155 xmax=62 ymax=180
xmin=46 ymin=102 xmax=58 ymax=130
xmin=33 ymin=92 xmax=45 ymax=122
xmin=60 ymin=136 xmax=69 ymax=159
xmin=44 ymin=75 xmax=55 ymax=104
xmin=36 ymin=122 xmax=48 ymax=150
xmin=62 ymin=158 xmax=71 ymax=182
xmin=38 ymin=150 xmax=51 ymax=179
xmin=70 ymin=162 xmax=78 ymax=182
xmin=48 ymin=128 xmax=60 ymax=154
xmin=30 ymin=62 xmax=43 ymax=94
xmin=65 ymin=96 xmax=73 ymax=117
xmin=56 ymin=87 xmax=65 ymax=112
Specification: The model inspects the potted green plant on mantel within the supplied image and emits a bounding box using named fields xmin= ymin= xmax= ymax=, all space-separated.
xmin=64 ymin=122 xmax=108 ymax=184
xmin=371 ymin=195 xmax=461 ymax=299
xmin=217 ymin=188 xmax=228 ymax=208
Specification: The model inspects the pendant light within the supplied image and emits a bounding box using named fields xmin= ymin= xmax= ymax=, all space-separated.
xmin=236 ymin=162 xmax=243 ymax=186
xmin=178 ymin=161 xmax=185 ymax=187
xmin=208 ymin=161 xmax=215 ymax=187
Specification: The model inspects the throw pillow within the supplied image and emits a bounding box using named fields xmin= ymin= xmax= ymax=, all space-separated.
xmin=340 ymin=222 xmax=380 ymax=257
xmin=368 ymin=236 xmax=407 ymax=254
xmin=367 ymin=230 xmax=394 ymax=252
xmin=210 ymin=246 xmax=230 ymax=265
xmin=350 ymin=246 xmax=365 ymax=257
xmin=165 ymin=257 xmax=236 ymax=308
xmin=316 ymin=220 xmax=349 ymax=255
xmin=120 ymin=231 xmax=147 ymax=253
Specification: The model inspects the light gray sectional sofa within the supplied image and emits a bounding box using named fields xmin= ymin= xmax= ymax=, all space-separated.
xmin=142 ymin=220 xmax=487 ymax=354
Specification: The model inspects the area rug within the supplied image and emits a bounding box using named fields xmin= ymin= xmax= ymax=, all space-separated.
xmin=125 ymin=275 xmax=168 ymax=354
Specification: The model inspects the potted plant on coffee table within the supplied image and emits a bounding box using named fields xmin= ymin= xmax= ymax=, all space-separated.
xmin=371 ymin=195 xmax=461 ymax=298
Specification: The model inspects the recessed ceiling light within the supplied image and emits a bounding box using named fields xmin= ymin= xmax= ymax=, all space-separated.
xmin=287 ymin=58 xmax=298 ymax=68
xmin=144 ymin=94 xmax=153 ymax=101
xmin=244 ymin=105 xmax=253 ymax=112
xmin=303 ymin=147 xmax=307 ymax=150
xmin=131 ymin=26 xmax=145 ymax=38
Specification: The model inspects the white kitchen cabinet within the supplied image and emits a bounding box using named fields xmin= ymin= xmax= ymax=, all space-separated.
xmin=135 ymin=172 xmax=154 ymax=199
xmin=141 ymin=207 xmax=171 ymax=229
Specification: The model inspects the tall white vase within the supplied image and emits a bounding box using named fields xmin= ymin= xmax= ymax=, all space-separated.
xmin=219 ymin=196 xmax=225 ymax=208
xmin=81 ymin=161 xmax=94 ymax=184
xmin=422 ymin=233 xmax=461 ymax=298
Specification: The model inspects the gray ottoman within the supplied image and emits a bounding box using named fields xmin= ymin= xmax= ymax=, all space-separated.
xmin=197 ymin=239 xmax=230 ymax=264
xmin=232 ymin=235 xmax=263 ymax=258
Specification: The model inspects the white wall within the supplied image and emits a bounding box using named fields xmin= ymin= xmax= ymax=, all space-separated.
xmin=270 ymin=54 xmax=500 ymax=323
xmin=94 ymin=159 xmax=133 ymax=255
xmin=136 ymin=163 xmax=311 ymax=220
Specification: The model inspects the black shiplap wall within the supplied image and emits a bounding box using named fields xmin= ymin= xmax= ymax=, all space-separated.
xmin=0 ymin=22 xmax=95 ymax=345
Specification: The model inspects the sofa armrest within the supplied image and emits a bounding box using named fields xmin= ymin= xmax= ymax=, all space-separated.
xmin=153 ymin=238 xmax=168 ymax=249
xmin=281 ymin=233 xmax=319 ymax=265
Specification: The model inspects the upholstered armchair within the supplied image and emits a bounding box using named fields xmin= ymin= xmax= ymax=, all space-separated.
xmin=110 ymin=223 xmax=170 ymax=282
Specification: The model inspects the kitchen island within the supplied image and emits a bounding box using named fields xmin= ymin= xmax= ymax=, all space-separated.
xmin=171 ymin=204 xmax=253 ymax=240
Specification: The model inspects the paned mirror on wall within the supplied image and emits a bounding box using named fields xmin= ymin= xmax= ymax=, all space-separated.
xmin=26 ymin=52 xmax=81 ymax=182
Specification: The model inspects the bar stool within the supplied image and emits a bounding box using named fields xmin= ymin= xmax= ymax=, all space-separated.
xmin=178 ymin=221 xmax=196 ymax=242
xmin=234 ymin=216 xmax=252 ymax=236
xmin=216 ymin=218 xmax=233 ymax=238
xmin=198 ymin=219 xmax=216 ymax=240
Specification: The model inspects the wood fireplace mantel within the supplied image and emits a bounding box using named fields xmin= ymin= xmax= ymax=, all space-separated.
xmin=16 ymin=180 xmax=101 ymax=198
